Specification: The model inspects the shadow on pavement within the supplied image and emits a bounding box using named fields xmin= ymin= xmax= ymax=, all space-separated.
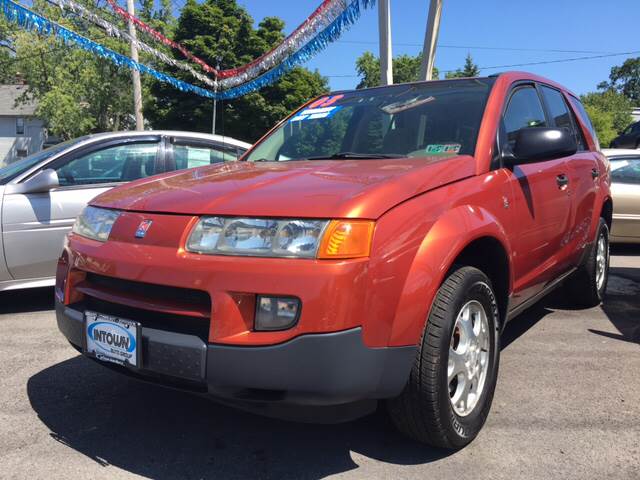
xmin=0 ymin=287 xmax=54 ymax=314
xmin=27 ymin=355 xmax=451 ymax=480
xmin=500 ymin=303 xmax=553 ymax=350
xmin=594 ymin=262 xmax=640 ymax=345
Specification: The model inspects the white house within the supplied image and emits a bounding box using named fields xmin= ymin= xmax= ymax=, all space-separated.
xmin=0 ymin=84 xmax=45 ymax=167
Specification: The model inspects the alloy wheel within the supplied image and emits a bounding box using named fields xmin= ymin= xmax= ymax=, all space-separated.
xmin=448 ymin=300 xmax=490 ymax=417
xmin=595 ymin=231 xmax=608 ymax=292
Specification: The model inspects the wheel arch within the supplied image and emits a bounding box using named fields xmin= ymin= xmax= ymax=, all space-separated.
xmin=450 ymin=236 xmax=511 ymax=328
xmin=386 ymin=205 xmax=513 ymax=346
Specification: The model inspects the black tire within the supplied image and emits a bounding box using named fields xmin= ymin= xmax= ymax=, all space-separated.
xmin=566 ymin=218 xmax=610 ymax=307
xmin=387 ymin=266 xmax=500 ymax=449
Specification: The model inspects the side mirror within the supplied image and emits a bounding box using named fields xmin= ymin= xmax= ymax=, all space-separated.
xmin=502 ymin=127 xmax=577 ymax=166
xmin=7 ymin=168 xmax=60 ymax=194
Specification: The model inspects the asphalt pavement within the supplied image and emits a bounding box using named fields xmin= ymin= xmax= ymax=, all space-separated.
xmin=0 ymin=246 xmax=639 ymax=479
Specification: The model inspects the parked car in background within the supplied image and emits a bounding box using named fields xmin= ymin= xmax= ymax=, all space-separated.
xmin=56 ymin=73 xmax=611 ymax=449
xmin=602 ymin=148 xmax=640 ymax=243
xmin=0 ymin=131 xmax=250 ymax=292
xmin=610 ymin=121 xmax=640 ymax=149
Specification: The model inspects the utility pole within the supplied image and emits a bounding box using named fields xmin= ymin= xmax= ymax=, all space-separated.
xmin=126 ymin=0 xmax=144 ymax=130
xmin=212 ymin=58 xmax=221 ymax=135
xmin=378 ymin=0 xmax=393 ymax=86
xmin=212 ymin=93 xmax=217 ymax=135
xmin=420 ymin=0 xmax=443 ymax=81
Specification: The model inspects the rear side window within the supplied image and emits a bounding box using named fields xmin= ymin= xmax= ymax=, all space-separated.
xmin=503 ymin=86 xmax=547 ymax=144
xmin=540 ymin=86 xmax=587 ymax=151
xmin=610 ymin=157 xmax=640 ymax=185
xmin=568 ymin=96 xmax=600 ymax=150
xmin=172 ymin=142 xmax=244 ymax=170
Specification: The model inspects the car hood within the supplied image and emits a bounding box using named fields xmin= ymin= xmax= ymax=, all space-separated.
xmin=91 ymin=156 xmax=475 ymax=219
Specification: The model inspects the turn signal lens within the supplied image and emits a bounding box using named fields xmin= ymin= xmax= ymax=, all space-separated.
xmin=318 ymin=220 xmax=375 ymax=259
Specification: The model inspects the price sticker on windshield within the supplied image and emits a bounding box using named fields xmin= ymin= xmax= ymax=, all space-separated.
xmin=289 ymin=106 xmax=343 ymax=122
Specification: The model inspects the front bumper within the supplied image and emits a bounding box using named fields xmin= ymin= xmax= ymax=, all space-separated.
xmin=56 ymin=300 xmax=415 ymax=408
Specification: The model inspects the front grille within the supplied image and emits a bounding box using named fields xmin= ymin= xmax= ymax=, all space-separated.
xmin=74 ymin=297 xmax=210 ymax=341
xmin=86 ymin=273 xmax=210 ymax=310
xmin=74 ymin=273 xmax=212 ymax=341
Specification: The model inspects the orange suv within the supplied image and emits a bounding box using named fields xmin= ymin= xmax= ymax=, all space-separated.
xmin=56 ymin=72 xmax=611 ymax=449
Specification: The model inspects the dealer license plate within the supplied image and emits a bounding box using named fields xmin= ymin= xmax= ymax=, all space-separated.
xmin=85 ymin=311 xmax=140 ymax=367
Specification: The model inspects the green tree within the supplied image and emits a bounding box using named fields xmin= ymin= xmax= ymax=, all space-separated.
xmin=139 ymin=0 xmax=173 ymax=32
xmin=147 ymin=0 xmax=329 ymax=143
xmin=0 ymin=0 xmax=176 ymax=139
xmin=598 ymin=57 xmax=640 ymax=103
xmin=0 ymin=17 xmax=17 ymax=83
xmin=355 ymin=51 xmax=438 ymax=89
xmin=445 ymin=53 xmax=480 ymax=79
xmin=581 ymin=90 xmax=633 ymax=147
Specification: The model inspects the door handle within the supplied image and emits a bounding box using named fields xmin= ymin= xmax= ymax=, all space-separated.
xmin=556 ymin=174 xmax=569 ymax=188
xmin=591 ymin=168 xmax=599 ymax=179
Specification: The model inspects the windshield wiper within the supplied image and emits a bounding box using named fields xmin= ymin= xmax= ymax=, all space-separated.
xmin=306 ymin=152 xmax=402 ymax=160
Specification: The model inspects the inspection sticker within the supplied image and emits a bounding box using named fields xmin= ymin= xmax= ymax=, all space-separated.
xmin=289 ymin=106 xmax=343 ymax=122
xmin=425 ymin=143 xmax=462 ymax=154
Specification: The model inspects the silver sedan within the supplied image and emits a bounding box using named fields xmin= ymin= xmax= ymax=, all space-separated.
xmin=602 ymin=148 xmax=640 ymax=244
xmin=0 ymin=131 xmax=250 ymax=291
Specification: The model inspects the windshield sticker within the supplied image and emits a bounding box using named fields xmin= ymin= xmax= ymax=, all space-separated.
xmin=307 ymin=94 xmax=345 ymax=109
xmin=289 ymin=106 xmax=343 ymax=122
xmin=425 ymin=143 xmax=461 ymax=154
xmin=382 ymin=96 xmax=435 ymax=114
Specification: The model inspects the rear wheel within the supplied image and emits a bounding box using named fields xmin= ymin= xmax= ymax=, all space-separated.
xmin=387 ymin=266 xmax=500 ymax=449
xmin=566 ymin=218 xmax=610 ymax=307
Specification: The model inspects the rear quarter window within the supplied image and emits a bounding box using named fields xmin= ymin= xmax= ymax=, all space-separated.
xmin=568 ymin=96 xmax=600 ymax=151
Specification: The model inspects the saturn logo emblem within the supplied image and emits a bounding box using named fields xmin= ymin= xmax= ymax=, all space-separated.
xmin=135 ymin=220 xmax=153 ymax=238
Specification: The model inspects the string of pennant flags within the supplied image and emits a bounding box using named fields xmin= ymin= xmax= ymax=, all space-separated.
xmin=0 ymin=0 xmax=375 ymax=99
xmin=49 ymin=0 xmax=217 ymax=87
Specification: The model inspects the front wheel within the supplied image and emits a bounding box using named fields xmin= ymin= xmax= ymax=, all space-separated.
xmin=387 ymin=266 xmax=500 ymax=449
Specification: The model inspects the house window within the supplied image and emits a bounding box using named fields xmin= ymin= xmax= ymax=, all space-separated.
xmin=16 ymin=149 xmax=28 ymax=157
xmin=16 ymin=118 xmax=25 ymax=135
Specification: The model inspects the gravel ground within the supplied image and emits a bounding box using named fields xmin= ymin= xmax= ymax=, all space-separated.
xmin=0 ymin=246 xmax=639 ymax=480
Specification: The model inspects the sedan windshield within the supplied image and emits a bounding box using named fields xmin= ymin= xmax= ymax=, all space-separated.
xmin=0 ymin=137 xmax=87 ymax=185
xmin=246 ymin=78 xmax=495 ymax=163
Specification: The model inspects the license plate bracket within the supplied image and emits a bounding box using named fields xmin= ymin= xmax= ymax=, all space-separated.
xmin=84 ymin=311 xmax=141 ymax=368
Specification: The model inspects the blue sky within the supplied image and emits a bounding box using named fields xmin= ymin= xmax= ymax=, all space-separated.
xmin=237 ymin=0 xmax=639 ymax=96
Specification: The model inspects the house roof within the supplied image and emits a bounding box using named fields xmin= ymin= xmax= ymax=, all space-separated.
xmin=0 ymin=84 xmax=37 ymax=116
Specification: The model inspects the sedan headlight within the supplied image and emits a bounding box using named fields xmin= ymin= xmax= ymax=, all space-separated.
xmin=72 ymin=206 xmax=120 ymax=242
xmin=186 ymin=217 xmax=375 ymax=259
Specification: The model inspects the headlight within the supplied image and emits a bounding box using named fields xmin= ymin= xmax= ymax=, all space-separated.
xmin=186 ymin=217 xmax=375 ymax=259
xmin=186 ymin=217 xmax=328 ymax=258
xmin=72 ymin=206 xmax=120 ymax=242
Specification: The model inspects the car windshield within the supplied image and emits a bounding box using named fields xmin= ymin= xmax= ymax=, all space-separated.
xmin=0 ymin=137 xmax=87 ymax=185
xmin=245 ymin=78 xmax=495 ymax=163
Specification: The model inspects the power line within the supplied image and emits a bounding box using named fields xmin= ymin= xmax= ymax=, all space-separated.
xmin=323 ymin=49 xmax=640 ymax=77
xmin=473 ymin=50 xmax=640 ymax=72
xmin=336 ymin=39 xmax=614 ymax=55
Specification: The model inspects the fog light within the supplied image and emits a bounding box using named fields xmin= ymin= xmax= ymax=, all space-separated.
xmin=255 ymin=296 xmax=301 ymax=331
